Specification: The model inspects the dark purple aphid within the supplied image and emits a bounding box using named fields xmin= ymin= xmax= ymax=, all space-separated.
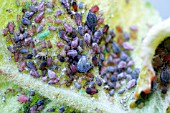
xmin=162 ymin=85 xmax=167 ymax=94
xmin=7 ymin=22 xmax=15 ymax=34
xmin=30 ymin=69 xmax=40 ymax=78
xmin=103 ymin=24 xmax=109 ymax=33
xmin=25 ymin=54 xmax=33 ymax=59
xmin=13 ymin=33 xmax=20 ymax=43
xmin=78 ymin=26 xmax=84 ymax=36
xmin=37 ymin=99 xmax=44 ymax=106
xmin=77 ymin=55 xmax=92 ymax=73
xmin=7 ymin=46 xmax=15 ymax=53
xmin=21 ymin=17 xmax=31 ymax=25
xmin=30 ymin=90 xmax=35 ymax=96
xmin=19 ymin=25 xmax=25 ymax=34
xmin=3 ymin=28 xmax=9 ymax=36
xmin=86 ymin=12 xmax=97 ymax=32
xmin=34 ymin=12 xmax=44 ymax=23
xmin=37 ymin=25 xmax=43 ymax=33
xmin=39 ymin=61 xmax=47 ymax=70
xmin=112 ymin=41 xmax=121 ymax=54
xmin=109 ymin=29 xmax=116 ymax=38
xmin=58 ymin=106 xmax=65 ymax=113
xmin=70 ymin=64 xmax=77 ymax=73
xmin=67 ymin=50 xmax=78 ymax=58
xmin=120 ymin=51 xmax=128 ymax=61
xmin=93 ymin=29 xmax=103 ymax=43
xmin=86 ymin=87 xmax=98 ymax=95
xmin=71 ymin=37 xmax=79 ymax=49
xmin=160 ymin=66 xmax=170 ymax=84
xmin=96 ymin=77 xmax=102 ymax=86
xmin=49 ymin=26 xmax=57 ymax=31
xmin=84 ymin=33 xmax=91 ymax=46
xmin=24 ymin=11 xmax=34 ymax=19
xmin=74 ymin=13 xmax=82 ymax=26
xmin=107 ymin=66 xmax=114 ymax=73
xmin=26 ymin=62 xmax=37 ymax=70
xmin=47 ymin=108 xmax=55 ymax=112
xmin=58 ymin=30 xmax=70 ymax=42
xmin=30 ymin=5 xmax=38 ymax=12
xmin=38 ymin=2 xmax=45 ymax=12
xmin=20 ymin=48 xmax=29 ymax=54
xmin=110 ymin=75 xmax=117 ymax=82
xmin=57 ymin=54 xmax=65 ymax=62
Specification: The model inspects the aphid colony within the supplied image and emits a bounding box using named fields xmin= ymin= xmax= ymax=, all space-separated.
xmin=3 ymin=0 xmax=138 ymax=98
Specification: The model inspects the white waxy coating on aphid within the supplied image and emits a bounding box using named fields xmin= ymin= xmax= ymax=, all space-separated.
xmin=77 ymin=55 xmax=92 ymax=72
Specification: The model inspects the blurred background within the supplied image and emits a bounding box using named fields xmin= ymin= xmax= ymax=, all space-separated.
xmin=143 ymin=0 xmax=170 ymax=19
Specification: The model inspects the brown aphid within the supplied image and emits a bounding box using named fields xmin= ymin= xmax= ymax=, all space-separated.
xmin=41 ymin=40 xmax=46 ymax=48
xmin=47 ymin=16 xmax=53 ymax=23
xmin=14 ymin=51 xmax=19 ymax=62
xmin=3 ymin=28 xmax=9 ymax=36
xmin=19 ymin=61 xmax=26 ymax=72
xmin=47 ymin=40 xmax=52 ymax=48
xmin=70 ymin=64 xmax=77 ymax=73
xmin=34 ymin=12 xmax=44 ymax=23
xmin=17 ymin=14 xmax=21 ymax=22
xmin=32 ymin=24 xmax=36 ymax=33
xmin=86 ymin=72 xmax=94 ymax=78
xmin=47 ymin=56 xmax=53 ymax=67
xmin=7 ymin=22 xmax=15 ymax=34
xmin=54 ymin=19 xmax=62 ymax=24
xmin=72 ymin=1 xmax=78 ymax=12
xmin=116 ymin=26 xmax=123 ymax=33
xmin=56 ymin=42 xmax=64 ymax=49
xmin=49 ymin=26 xmax=57 ymax=31
xmin=30 ymin=40 xmax=35 ymax=48
xmin=30 ymin=69 xmax=40 ymax=78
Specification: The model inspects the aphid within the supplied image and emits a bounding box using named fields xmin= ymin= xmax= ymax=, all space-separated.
xmin=122 ymin=42 xmax=134 ymax=50
xmin=37 ymin=99 xmax=44 ymax=106
xmin=47 ymin=108 xmax=55 ymax=112
xmin=47 ymin=16 xmax=53 ymax=23
xmin=93 ymin=29 xmax=103 ymax=43
xmin=14 ymin=51 xmax=19 ymax=62
xmin=77 ymin=55 xmax=92 ymax=73
xmin=31 ymin=0 xmax=37 ymax=5
xmin=7 ymin=22 xmax=15 ymax=34
xmin=42 ymin=76 xmax=48 ymax=82
xmin=67 ymin=50 xmax=78 ymax=58
xmin=41 ymin=40 xmax=46 ymax=48
xmin=7 ymin=46 xmax=15 ymax=53
xmin=71 ymin=37 xmax=79 ymax=49
xmin=127 ymin=79 xmax=136 ymax=89
xmin=64 ymin=23 xmax=72 ymax=33
xmin=118 ymin=88 xmax=125 ymax=94
xmin=96 ymin=77 xmax=102 ymax=86
xmin=70 ymin=64 xmax=77 ymax=73
xmin=19 ymin=61 xmax=26 ymax=72
xmin=19 ymin=24 xmax=25 ymax=34
xmin=34 ymin=12 xmax=44 ymax=23
xmin=39 ymin=61 xmax=47 ymax=70
xmin=58 ymin=106 xmax=65 ymax=113
xmin=112 ymin=41 xmax=121 ymax=54
xmin=38 ymin=2 xmax=45 ymax=12
xmin=72 ymin=1 xmax=78 ymax=12
xmin=21 ymin=17 xmax=31 ymax=25
xmin=46 ymin=2 xmax=54 ymax=8
xmin=38 ymin=30 xmax=50 ymax=39
xmin=54 ymin=10 xmax=62 ymax=17
xmin=28 ymin=29 xmax=34 ymax=36
xmin=19 ymin=48 xmax=29 ymax=54
xmin=86 ymin=12 xmax=97 ymax=32
xmin=160 ymin=66 xmax=170 ymax=84
xmin=26 ymin=62 xmax=37 ymax=70
xmin=37 ymin=25 xmax=44 ymax=33
xmin=30 ymin=90 xmax=35 ymax=96
xmin=57 ymin=54 xmax=65 ymax=62
xmin=49 ymin=26 xmax=57 ymax=31
xmin=74 ymin=13 xmax=82 ymax=26
xmin=48 ymin=70 xmax=56 ymax=80
xmin=47 ymin=56 xmax=53 ymax=67
xmin=3 ymin=28 xmax=8 ymax=36
xmin=92 ymin=56 xmax=98 ymax=66
xmin=74 ymin=81 xmax=82 ymax=89
xmin=47 ymin=40 xmax=52 ymax=48
xmin=92 ymin=43 xmax=100 ymax=54
xmin=109 ymin=89 xmax=115 ymax=96
xmin=90 ymin=5 xmax=99 ymax=13
xmin=54 ymin=19 xmax=62 ymax=24
xmin=30 ymin=5 xmax=38 ymax=12
xmin=56 ymin=42 xmax=64 ymax=49
xmin=130 ymin=25 xmax=138 ymax=32
xmin=86 ymin=87 xmax=98 ymax=95
xmin=116 ymin=26 xmax=123 ymax=33
xmin=78 ymin=26 xmax=84 ymax=36
xmin=17 ymin=94 xmax=29 ymax=103
xmin=124 ymin=32 xmax=130 ymax=41
xmin=24 ymin=11 xmax=34 ymax=19
xmin=103 ymin=25 xmax=109 ymax=33
xmin=58 ymin=30 xmax=70 ymax=42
